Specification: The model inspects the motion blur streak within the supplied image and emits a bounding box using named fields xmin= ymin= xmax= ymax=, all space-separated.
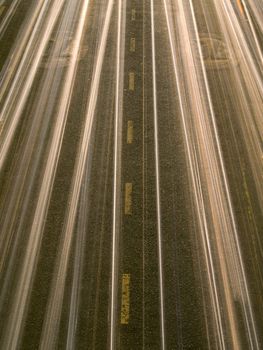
xmin=213 ymin=0 xmax=263 ymax=213
xmin=0 ymin=1 xmax=47 ymax=99
xmin=163 ymin=0 xmax=260 ymax=348
xmin=0 ymin=0 xmax=262 ymax=349
xmin=110 ymin=0 xmax=126 ymax=348
xmin=0 ymin=0 xmax=65 ymax=168
xmin=0 ymin=0 xmax=21 ymax=39
xmin=162 ymin=1 xmax=228 ymax=348
xmin=150 ymin=1 xmax=166 ymax=349
xmin=1 ymin=1 xmax=88 ymax=348
xmin=39 ymin=1 xmax=114 ymax=348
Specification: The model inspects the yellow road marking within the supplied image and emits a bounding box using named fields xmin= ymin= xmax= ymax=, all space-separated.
xmin=121 ymin=274 xmax=130 ymax=324
xmin=237 ymin=0 xmax=245 ymax=16
xmin=130 ymin=37 xmax=136 ymax=52
xmin=127 ymin=120 xmax=133 ymax=144
xmin=0 ymin=6 xmax=5 ymax=17
xmin=124 ymin=183 xmax=132 ymax=215
xmin=129 ymin=72 xmax=135 ymax=91
xmin=131 ymin=9 xmax=136 ymax=21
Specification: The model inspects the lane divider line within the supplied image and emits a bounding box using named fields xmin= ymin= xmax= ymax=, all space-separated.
xmin=127 ymin=120 xmax=133 ymax=144
xmin=124 ymin=182 xmax=133 ymax=215
xmin=129 ymin=71 xmax=135 ymax=90
xmin=150 ymin=1 xmax=166 ymax=349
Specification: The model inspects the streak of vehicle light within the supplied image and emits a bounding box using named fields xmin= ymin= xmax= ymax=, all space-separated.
xmin=189 ymin=1 xmax=260 ymax=348
xmin=162 ymin=1 xmax=227 ymax=348
xmin=0 ymin=0 xmax=65 ymax=169
xmin=0 ymin=0 xmax=22 ymax=39
xmin=0 ymin=1 xmax=46 ymax=99
xmin=65 ymin=166 xmax=89 ymax=350
xmin=236 ymin=0 xmax=245 ymax=16
xmin=220 ymin=0 xmax=263 ymax=94
xmin=0 ymin=1 xmax=88 ymax=348
xmin=239 ymin=0 xmax=263 ymax=67
xmin=214 ymin=0 xmax=263 ymax=216
xmin=0 ymin=0 xmax=81 ymax=303
xmin=110 ymin=0 xmax=126 ymax=348
xmin=0 ymin=0 xmax=76 ymax=278
xmin=211 ymin=0 xmax=263 ymax=212
xmin=247 ymin=0 xmax=263 ymax=34
xmin=38 ymin=1 xmax=115 ymax=348
xmin=150 ymin=1 xmax=166 ymax=349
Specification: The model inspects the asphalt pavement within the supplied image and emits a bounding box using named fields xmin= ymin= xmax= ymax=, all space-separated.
xmin=0 ymin=1 xmax=262 ymax=349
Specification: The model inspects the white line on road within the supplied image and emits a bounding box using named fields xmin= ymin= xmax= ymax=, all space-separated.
xmin=150 ymin=1 xmax=166 ymax=349
xmin=110 ymin=0 xmax=126 ymax=348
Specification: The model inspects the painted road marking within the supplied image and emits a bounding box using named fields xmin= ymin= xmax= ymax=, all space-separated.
xmin=127 ymin=120 xmax=133 ymax=144
xmin=131 ymin=9 xmax=136 ymax=21
xmin=129 ymin=72 xmax=135 ymax=91
xmin=124 ymin=183 xmax=132 ymax=215
xmin=121 ymin=274 xmax=130 ymax=324
xmin=130 ymin=37 xmax=136 ymax=52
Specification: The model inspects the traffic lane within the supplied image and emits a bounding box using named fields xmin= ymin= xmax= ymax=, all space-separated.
xmin=116 ymin=1 xmax=161 ymax=349
xmin=0 ymin=0 xmax=104 ymax=250
xmin=57 ymin=39 xmax=117 ymax=349
xmin=20 ymin=6 xmax=118 ymax=350
xmin=0 ymin=0 xmax=99 ymax=302
xmin=234 ymin=0 xmax=263 ymax=62
xmin=0 ymin=0 xmax=36 ymax=68
xmin=153 ymin=3 xmax=211 ymax=349
xmin=141 ymin=3 xmax=167 ymax=348
xmin=68 ymin=8 xmax=119 ymax=348
xmin=192 ymin=0 xmax=263 ymax=344
xmin=0 ymin=1 xmax=116 ymax=348
xmin=203 ymin=64 xmax=263 ymax=348
xmin=156 ymin=1 xmax=262 ymax=344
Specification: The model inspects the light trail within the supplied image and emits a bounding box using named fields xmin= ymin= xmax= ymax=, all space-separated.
xmin=150 ymin=1 xmax=166 ymax=349
xmin=162 ymin=0 xmax=261 ymax=348
xmin=142 ymin=1 xmax=146 ymax=348
xmin=38 ymin=0 xmax=115 ymax=348
xmin=0 ymin=0 xmax=22 ymax=39
xmin=198 ymin=0 xmax=263 ymax=264
xmin=0 ymin=1 xmax=77 ymax=279
xmin=0 ymin=7 xmax=92 ymax=334
xmin=168 ymin=0 xmax=260 ymax=348
xmin=188 ymin=1 xmax=260 ymax=348
xmin=162 ymin=1 xmax=227 ymax=348
xmin=236 ymin=0 xmax=245 ymax=17
xmin=0 ymin=1 xmax=46 ymax=100
xmin=110 ymin=0 xmax=126 ymax=348
xmin=0 ymin=0 xmax=88 ymax=347
xmin=0 ymin=0 xmax=66 ymax=169
xmin=247 ymin=0 xmax=263 ymax=34
xmin=213 ymin=0 xmax=263 ymax=215
xmin=240 ymin=0 xmax=263 ymax=65
xmin=65 ymin=164 xmax=90 ymax=350
xmin=0 ymin=0 xmax=262 ymax=348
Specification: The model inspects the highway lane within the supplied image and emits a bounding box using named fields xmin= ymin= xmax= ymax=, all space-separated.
xmin=0 ymin=0 xmax=118 ymax=348
xmin=151 ymin=0 xmax=262 ymax=349
xmin=0 ymin=0 xmax=262 ymax=349
xmin=153 ymin=4 xmax=210 ymax=349
xmin=192 ymin=0 xmax=263 ymax=347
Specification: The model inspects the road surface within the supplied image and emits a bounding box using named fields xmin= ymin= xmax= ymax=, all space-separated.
xmin=0 ymin=0 xmax=262 ymax=349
